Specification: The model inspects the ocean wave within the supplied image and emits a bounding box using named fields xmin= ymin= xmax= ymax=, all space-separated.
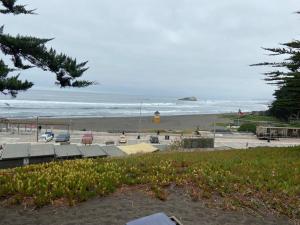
xmin=0 ymin=93 xmax=270 ymax=118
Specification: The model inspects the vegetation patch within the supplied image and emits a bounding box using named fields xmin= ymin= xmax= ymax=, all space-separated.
xmin=220 ymin=113 xmax=300 ymax=129
xmin=0 ymin=148 xmax=299 ymax=220
xmin=221 ymin=114 xmax=280 ymax=123
xmin=238 ymin=123 xmax=257 ymax=133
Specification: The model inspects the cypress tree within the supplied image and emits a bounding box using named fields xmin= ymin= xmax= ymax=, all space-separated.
xmin=0 ymin=0 xmax=93 ymax=97
xmin=252 ymin=13 xmax=300 ymax=121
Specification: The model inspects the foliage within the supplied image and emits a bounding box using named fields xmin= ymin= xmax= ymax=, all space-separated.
xmin=0 ymin=0 xmax=35 ymax=14
xmin=220 ymin=114 xmax=299 ymax=129
xmin=0 ymin=147 xmax=299 ymax=220
xmin=221 ymin=114 xmax=279 ymax=123
xmin=238 ymin=123 xmax=257 ymax=133
xmin=0 ymin=60 xmax=33 ymax=96
xmin=239 ymin=114 xmax=279 ymax=122
xmin=0 ymin=0 xmax=93 ymax=96
xmin=252 ymin=13 xmax=300 ymax=120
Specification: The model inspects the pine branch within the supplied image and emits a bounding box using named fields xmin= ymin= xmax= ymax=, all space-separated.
xmin=0 ymin=74 xmax=33 ymax=97
xmin=0 ymin=33 xmax=92 ymax=88
xmin=0 ymin=0 xmax=35 ymax=15
xmin=0 ymin=0 xmax=93 ymax=96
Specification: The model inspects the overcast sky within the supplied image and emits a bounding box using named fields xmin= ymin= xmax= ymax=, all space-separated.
xmin=1 ymin=0 xmax=299 ymax=99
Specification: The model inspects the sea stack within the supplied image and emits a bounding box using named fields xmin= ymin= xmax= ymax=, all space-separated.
xmin=178 ymin=96 xmax=198 ymax=101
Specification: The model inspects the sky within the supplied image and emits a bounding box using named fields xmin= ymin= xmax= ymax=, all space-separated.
xmin=1 ymin=0 xmax=300 ymax=99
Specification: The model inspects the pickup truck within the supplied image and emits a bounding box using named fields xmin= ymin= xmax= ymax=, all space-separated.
xmin=40 ymin=131 xmax=54 ymax=142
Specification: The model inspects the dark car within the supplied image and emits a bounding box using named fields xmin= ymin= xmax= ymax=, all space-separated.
xmin=150 ymin=136 xmax=159 ymax=144
xmin=55 ymin=133 xmax=70 ymax=143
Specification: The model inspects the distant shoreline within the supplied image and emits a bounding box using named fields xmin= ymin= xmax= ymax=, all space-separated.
xmin=2 ymin=112 xmax=235 ymax=120
xmin=4 ymin=113 xmax=233 ymax=132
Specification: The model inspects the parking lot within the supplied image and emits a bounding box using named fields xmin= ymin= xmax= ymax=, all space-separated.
xmin=1 ymin=129 xmax=300 ymax=149
xmin=0 ymin=129 xmax=176 ymax=146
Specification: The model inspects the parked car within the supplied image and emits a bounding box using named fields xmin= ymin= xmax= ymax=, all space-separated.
xmin=150 ymin=136 xmax=159 ymax=144
xmin=119 ymin=135 xmax=127 ymax=144
xmin=55 ymin=133 xmax=70 ymax=143
xmin=81 ymin=133 xmax=93 ymax=145
xmin=40 ymin=131 xmax=54 ymax=142
xmin=105 ymin=140 xmax=115 ymax=145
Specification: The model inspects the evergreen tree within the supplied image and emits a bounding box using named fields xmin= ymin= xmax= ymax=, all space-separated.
xmin=253 ymin=13 xmax=300 ymax=121
xmin=0 ymin=0 xmax=93 ymax=97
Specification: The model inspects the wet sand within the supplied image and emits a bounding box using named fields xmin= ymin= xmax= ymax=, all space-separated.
xmin=0 ymin=189 xmax=291 ymax=225
xmin=8 ymin=114 xmax=230 ymax=132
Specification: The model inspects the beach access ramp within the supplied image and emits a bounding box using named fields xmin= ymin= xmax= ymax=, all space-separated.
xmin=101 ymin=145 xmax=127 ymax=157
xmin=29 ymin=144 xmax=55 ymax=164
xmin=54 ymin=144 xmax=81 ymax=159
xmin=118 ymin=143 xmax=159 ymax=155
xmin=30 ymin=144 xmax=55 ymax=157
xmin=0 ymin=144 xmax=30 ymax=169
xmin=0 ymin=143 xmax=164 ymax=169
xmin=79 ymin=145 xmax=107 ymax=158
xmin=1 ymin=143 xmax=30 ymax=159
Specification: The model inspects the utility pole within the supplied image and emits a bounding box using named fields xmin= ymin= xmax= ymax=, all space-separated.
xmin=36 ymin=116 xmax=39 ymax=142
xmin=138 ymin=101 xmax=142 ymax=141
xmin=269 ymin=126 xmax=272 ymax=143
xmin=213 ymin=118 xmax=216 ymax=147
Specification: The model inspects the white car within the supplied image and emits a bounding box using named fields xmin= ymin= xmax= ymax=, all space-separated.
xmin=40 ymin=132 xmax=54 ymax=142
xmin=119 ymin=135 xmax=127 ymax=144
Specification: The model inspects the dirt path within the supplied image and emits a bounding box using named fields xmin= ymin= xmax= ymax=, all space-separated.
xmin=0 ymin=190 xmax=291 ymax=225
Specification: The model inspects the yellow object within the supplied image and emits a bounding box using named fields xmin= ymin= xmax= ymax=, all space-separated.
xmin=118 ymin=143 xmax=159 ymax=155
xmin=153 ymin=111 xmax=161 ymax=124
xmin=153 ymin=115 xmax=161 ymax=124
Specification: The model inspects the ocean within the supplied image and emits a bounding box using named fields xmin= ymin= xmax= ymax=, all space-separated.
xmin=0 ymin=89 xmax=270 ymax=118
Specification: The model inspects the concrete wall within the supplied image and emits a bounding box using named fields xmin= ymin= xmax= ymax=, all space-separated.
xmin=183 ymin=138 xmax=214 ymax=148
xmin=29 ymin=157 xmax=54 ymax=165
xmin=0 ymin=159 xmax=24 ymax=169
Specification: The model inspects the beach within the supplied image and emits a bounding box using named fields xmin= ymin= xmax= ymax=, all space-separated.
xmin=0 ymin=188 xmax=291 ymax=225
xmin=6 ymin=114 xmax=230 ymax=132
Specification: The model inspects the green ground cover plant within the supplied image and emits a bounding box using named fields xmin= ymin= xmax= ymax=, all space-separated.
xmin=221 ymin=114 xmax=280 ymax=123
xmin=0 ymin=147 xmax=299 ymax=220
xmin=221 ymin=113 xmax=300 ymax=129
xmin=238 ymin=123 xmax=257 ymax=133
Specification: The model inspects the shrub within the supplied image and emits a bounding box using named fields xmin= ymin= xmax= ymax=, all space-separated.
xmin=238 ymin=123 xmax=257 ymax=133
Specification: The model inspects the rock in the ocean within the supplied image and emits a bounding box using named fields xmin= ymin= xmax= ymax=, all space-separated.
xmin=178 ymin=97 xmax=198 ymax=101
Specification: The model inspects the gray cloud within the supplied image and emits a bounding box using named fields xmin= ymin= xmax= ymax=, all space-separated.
xmin=1 ymin=0 xmax=299 ymax=99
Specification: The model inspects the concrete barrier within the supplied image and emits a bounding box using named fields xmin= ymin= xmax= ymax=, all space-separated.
xmin=183 ymin=137 xmax=214 ymax=148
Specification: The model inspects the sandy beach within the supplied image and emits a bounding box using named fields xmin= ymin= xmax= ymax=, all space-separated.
xmin=6 ymin=114 xmax=230 ymax=132
xmin=0 ymin=188 xmax=291 ymax=225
